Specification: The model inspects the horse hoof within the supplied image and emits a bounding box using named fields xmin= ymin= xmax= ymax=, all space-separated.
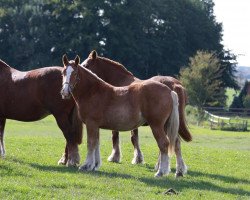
xmin=58 ymin=159 xmax=67 ymax=165
xmin=154 ymin=171 xmax=163 ymax=178
xmin=66 ymin=162 xmax=78 ymax=168
xmin=107 ymin=155 xmax=120 ymax=163
xmin=131 ymin=155 xmax=144 ymax=165
xmin=175 ymin=172 xmax=184 ymax=178
xmin=79 ymin=164 xmax=95 ymax=172
xmin=94 ymin=162 xmax=101 ymax=171
xmin=58 ymin=154 xmax=67 ymax=165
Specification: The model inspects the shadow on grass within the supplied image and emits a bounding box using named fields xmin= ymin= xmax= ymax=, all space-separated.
xmin=188 ymin=170 xmax=250 ymax=185
xmin=144 ymin=164 xmax=250 ymax=185
xmin=0 ymin=164 xmax=32 ymax=177
xmin=139 ymin=175 xmax=250 ymax=197
xmin=30 ymin=163 xmax=250 ymax=196
xmin=3 ymin=157 xmax=250 ymax=197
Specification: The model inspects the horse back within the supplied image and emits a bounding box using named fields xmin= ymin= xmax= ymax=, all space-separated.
xmin=0 ymin=66 xmax=73 ymax=121
xmin=149 ymin=75 xmax=182 ymax=90
xmin=133 ymin=80 xmax=173 ymax=122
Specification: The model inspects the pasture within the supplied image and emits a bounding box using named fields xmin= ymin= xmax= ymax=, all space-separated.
xmin=0 ymin=116 xmax=249 ymax=199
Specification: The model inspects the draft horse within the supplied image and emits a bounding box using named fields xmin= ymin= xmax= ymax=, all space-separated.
xmin=61 ymin=55 xmax=179 ymax=177
xmin=81 ymin=50 xmax=191 ymax=177
xmin=0 ymin=59 xmax=82 ymax=166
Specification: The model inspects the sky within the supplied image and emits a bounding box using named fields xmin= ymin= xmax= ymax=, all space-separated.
xmin=213 ymin=0 xmax=250 ymax=67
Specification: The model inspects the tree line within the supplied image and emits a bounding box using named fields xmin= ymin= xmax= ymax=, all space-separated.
xmin=0 ymin=0 xmax=239 ymax=107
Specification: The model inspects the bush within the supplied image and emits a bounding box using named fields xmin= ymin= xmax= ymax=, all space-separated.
xmin=243 ymin=95 xmax=250 ymax=108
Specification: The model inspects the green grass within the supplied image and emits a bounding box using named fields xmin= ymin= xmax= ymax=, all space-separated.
xmin=1 ymin=116 xmax=250 ymax=199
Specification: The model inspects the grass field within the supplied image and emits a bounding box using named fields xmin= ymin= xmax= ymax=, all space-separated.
xmin=0 ymin=116 xmax=250 ymax=199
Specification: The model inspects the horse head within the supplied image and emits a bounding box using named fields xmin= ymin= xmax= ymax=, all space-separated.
xmin=80 ymin=50 xmax=98 ymax=70
xmin=61 ymin=54 xmax=80 ymax=99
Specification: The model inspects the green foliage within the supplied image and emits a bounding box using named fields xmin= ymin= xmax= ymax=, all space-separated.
xmin=0 ymin=0 xmax=238 ymax=86
xmin=230 ymin=81 xmax=249 ymax=108
xmin=243 ymin=95 xmax=250 ymax=108
xmin=180 ymin=51 xmax=226 ymax=111
xmin=1 ymin=116 xmax=250 ymax=199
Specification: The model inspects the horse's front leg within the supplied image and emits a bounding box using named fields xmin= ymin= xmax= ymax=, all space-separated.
xmin=0 ymin=118 xmax=6 ymax=157
xmin=79 ymin=124 xmax=100 ymax=171
xmin=107 ymin=130 xmax=121 ymax=163
xmin=94 ymin=140 xmax=101 ymax=170
xmin=55 ymin=115 xmax=80 ymax=167
xmin=131 ymin=129 xmax=144 ymax=164
xmin=58 ymin=144 xmax=68 ymax=165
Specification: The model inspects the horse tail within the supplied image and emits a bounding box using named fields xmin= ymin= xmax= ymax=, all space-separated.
xmin=165 ymin=91 xmax=179 ymax=156
xmin=69 ymin=106 xmax=83 ymax=145
xmin=174 ymin=85 xmax=192 ymax=142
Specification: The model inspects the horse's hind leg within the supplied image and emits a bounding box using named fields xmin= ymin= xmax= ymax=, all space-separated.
xmin=131 ymin=129 xmax=144 ymax=164
xmin=108 ymin=130 xmax=121 ymax=163
xmin=175 ymin=137 xmax=187 ymax=178
xmin=150 ymin=125 xmax=170 ymax=177
xmin=0 ymin=118 xmax=6 ymax=157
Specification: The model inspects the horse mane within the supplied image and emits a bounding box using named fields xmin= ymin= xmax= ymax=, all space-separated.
xmin=98 ymin=56 xmax=134 ymax=76
xmin=78 ymin=62 xmax=108 ymax=84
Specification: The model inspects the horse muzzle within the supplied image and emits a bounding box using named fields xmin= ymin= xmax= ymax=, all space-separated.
xmin=61 ymin=93 xmax=71 ymax=100
xmin=61 ymin=84 xmax=72 ymax=99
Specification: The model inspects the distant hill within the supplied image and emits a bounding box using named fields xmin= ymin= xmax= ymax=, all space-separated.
xmin=236 ymin=66 xmax=250 ymax=87
xmin=237 ymin=66 xmax=250 ymax=79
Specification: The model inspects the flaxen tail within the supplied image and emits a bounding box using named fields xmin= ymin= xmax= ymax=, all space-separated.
xmin=165 ymin=91 xmax=179 ymax=155
xmin=174 ymin=85 xmax=192 ymax=142
xmin=69 ymin=106 xmax=83 ymax=145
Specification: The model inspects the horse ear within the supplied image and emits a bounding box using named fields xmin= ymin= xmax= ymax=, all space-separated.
xmin=62 ymin=54 xmax=69 ymax=67
xmin=75 ymin=55 xmax=80 ymax=66
xmin=89 ymin=50 xmax=97 ymax=60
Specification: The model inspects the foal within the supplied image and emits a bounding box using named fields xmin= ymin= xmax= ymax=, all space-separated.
xmin=61 ymin=55 xmax=179 ymax=177
xmin=81 ymin=50 xmax=189 ymax=177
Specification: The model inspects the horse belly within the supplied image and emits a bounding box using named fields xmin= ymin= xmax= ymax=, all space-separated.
xmin=1 ymin=98 xmax=49 ymax=121
xmin=101 ymin=107 xmax=146 ymax=131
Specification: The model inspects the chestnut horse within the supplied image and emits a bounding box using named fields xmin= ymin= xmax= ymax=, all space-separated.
xmin=61 ymin=55 xmax=179 ymax=177
xmin=81 ymin=50 xmax=191 ymax=177
xmin=0 ymin=59 xmax=82 ymax=166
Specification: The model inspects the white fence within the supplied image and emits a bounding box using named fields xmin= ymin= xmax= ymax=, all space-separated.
xmin=204 ymin=110 xmax=248 ymax=131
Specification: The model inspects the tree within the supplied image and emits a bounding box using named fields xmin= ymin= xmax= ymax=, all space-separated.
xmin=180 ymin=51 xmax=225 ymax=121
xmin=243 ymin=95 xmax=250 ymax=109
xmin=230 ymin=81 xmax=249 ymax=108
xmin=0 ymin=0 xmax=239 ymax=89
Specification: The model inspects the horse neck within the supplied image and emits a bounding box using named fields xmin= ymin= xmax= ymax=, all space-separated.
xmin=96 ymin=59 xmax=137 ymax=86
xmin=73 ymin=66 xmax=110 ymax=100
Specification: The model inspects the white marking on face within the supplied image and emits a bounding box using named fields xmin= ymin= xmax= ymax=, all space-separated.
xmin=65 ymin=65 xmax=74 ymax=83
xmin=62 ymin=65 xmax=74 ymax=98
